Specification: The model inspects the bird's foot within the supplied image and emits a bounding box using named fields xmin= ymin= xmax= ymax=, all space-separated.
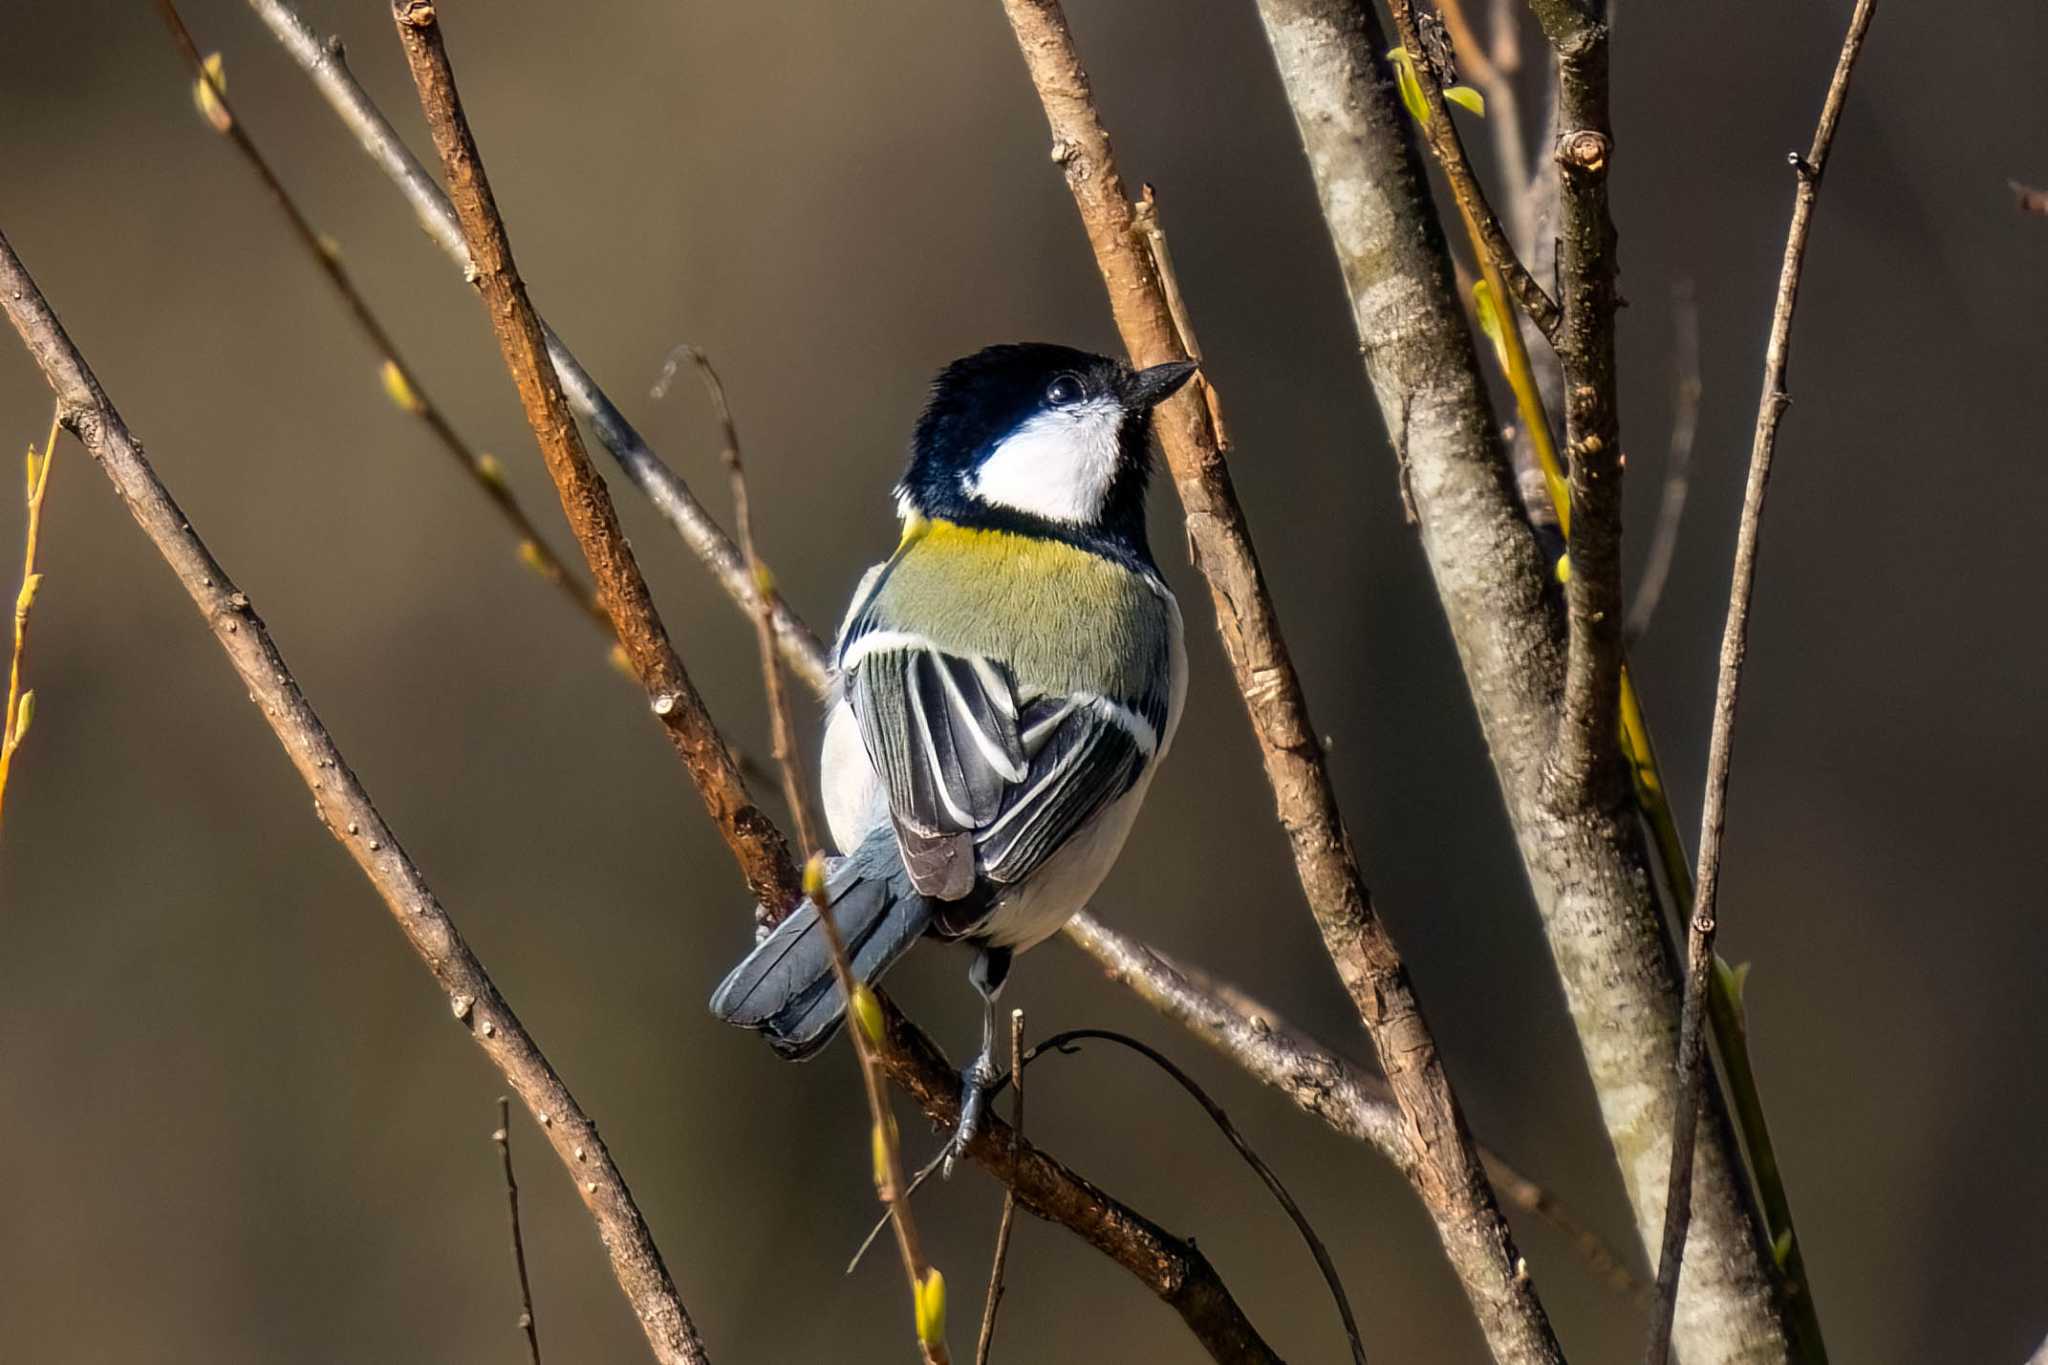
xmin=940 ymin=1051 xmax=999 ymax=1179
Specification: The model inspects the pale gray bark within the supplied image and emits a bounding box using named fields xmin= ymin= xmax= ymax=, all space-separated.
xmin=1251 ymin=3 xmax=1792 ymax=1361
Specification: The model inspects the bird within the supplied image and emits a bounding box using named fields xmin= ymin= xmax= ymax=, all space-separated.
xmin=710 ymin=341 xmax=1196 ymax=1165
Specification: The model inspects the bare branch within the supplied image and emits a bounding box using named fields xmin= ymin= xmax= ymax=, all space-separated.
xmin=1251 ymin=4 xmax=1797 ymax=1358
xmin=0 ymin=226 xmax=713 ymax=1365
xmin=1384 ymin=0 xmax=1560 ymax=340
xmin=1523 ymin=1 xmax=1626 ymax=809
xmin=1624 ymin=280 xmax=1702 ymax=647
xmin=996 ymin=3 xmax=1558 ymax=1359
xmin=241 ymin=0 xmax=829 ymax=694
xmin=1063 ymin=913 xmax=1644 ymax=1297
xmin=1648 ymin=5 xmax=1880 ymax=1361
xmin=973 ymin=1008 xmax=1025 ymax=1365
xmin=150 ymin=0 xmax=612 ymax=644
xmin=388 ymin=0 xmax=800 ymax=914
xmin=492 ymin=1098 xmax=543 ymax=1365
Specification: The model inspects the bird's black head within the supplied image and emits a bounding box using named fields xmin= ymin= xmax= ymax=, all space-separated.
xmin=897 ymin=343 xmax=1198 ymax=567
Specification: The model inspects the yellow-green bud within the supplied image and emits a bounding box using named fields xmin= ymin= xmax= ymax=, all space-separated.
xmin=915 ymin=1268 xmax=947 ymax=1347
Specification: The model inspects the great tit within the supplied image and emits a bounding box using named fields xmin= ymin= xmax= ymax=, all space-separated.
xmin=710 ymin=342 xmax=1196 ymax=1161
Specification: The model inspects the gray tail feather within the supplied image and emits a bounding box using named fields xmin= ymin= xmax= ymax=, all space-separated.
xmin=708 ymin=834 xmax=933 ymax=1060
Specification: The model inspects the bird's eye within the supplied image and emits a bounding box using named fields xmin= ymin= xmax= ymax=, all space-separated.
xmin=1045 ymin=375 xmax=1085 ymax=407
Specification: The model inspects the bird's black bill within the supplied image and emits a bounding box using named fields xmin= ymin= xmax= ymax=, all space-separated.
xmin=1124 ymin=359 xmax=1199 ymax=409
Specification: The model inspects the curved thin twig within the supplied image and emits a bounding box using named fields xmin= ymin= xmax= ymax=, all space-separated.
xmin=1016 ymin=1028 xmax=1370 ymax=1365
xmin=1648 ymin=4 xmax=1880 ymax=1361
xmin=974 ymin=1009 xmax=1026 ymax=1365
xmin=492 ymin=1097 xmax=543 ymax=1365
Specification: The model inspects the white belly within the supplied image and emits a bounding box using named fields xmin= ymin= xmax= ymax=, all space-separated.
xmin=819 ymin=593 xmax=1186 ymax=953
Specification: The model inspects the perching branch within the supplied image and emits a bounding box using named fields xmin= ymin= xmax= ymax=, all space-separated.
xmin=1624 ymin=281 xmax=1702 ymax=646
xmin=241 ymin=0 xmax=829 ymax=696
xmin=1648 ymin=4 xmax=1879 ymax=1361
xmin=0 ymin=225 xmax=714 ymax=1365
xmin=492 ymin=1097 xmax=543 ymax=1365
xmin=996 ymin=3 xmax=1559 ymax=1360
xmin=1249 ymin=3 xmax=1798 ymax=1358
xmin=150 ymin=0 xmax=613 ymax=646
xmin=386 ymin=9 xmax=1277 ymax=1358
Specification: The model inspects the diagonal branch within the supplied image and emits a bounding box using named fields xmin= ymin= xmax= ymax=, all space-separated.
xmin=1648 ymin=4 xmax=1880 ymax=1360
xmin=388 ymin=0 xmax=798 ymax=915
xmin=995 ymin=3 xmax=1559 ymax=1360
xmin=385 ymin=6 xmax=1276 ymax=1358
xmin=241 ymin=0 xmax=829 ymax=695
xmin=1384 ymin=0 xmax=1560 ymax=341
xmin=151 ymin=0 xmax=613 ymax=647
xmin=0 ymin=224 xmax=714 ymax=1365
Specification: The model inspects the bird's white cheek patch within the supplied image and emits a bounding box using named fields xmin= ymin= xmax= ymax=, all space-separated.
xmin=965 ymin=398 xmax=1125 ymax=524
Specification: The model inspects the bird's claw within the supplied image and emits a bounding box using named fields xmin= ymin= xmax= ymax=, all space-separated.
xmin=940 ymin=1052 xmax=999 ymax=1179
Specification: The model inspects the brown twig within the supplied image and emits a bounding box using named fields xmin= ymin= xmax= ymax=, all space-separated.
xmin=150 ymin=0 xmax=612 ymax=644
xmin=242 ymin=0 xmax=830 ymax=695
xmin=973 ymin=1009 xmax=1025 ymax=1365
xmin=492 ymin=1097 xmax=543 ymax=1365
xmin=0 ymin=226 xmax=713 ymax=1365
xmin=389 ymin=0 xmax=798 ymax=915
xmin=1624 ymin=280 xmax=1702 ymax=646
xmin=0 ymin=408 xmax=60 ymax=833
xmin=1646 ymin=5 xmax=1879 ymax=1363
xmin=1063 ymin=913 xmax=1644 ymax=1298
xmin=1522 ymin=0 xmax=1626 ymax=809
xmin=996 ymin=4 xmax=1559 ymax=1360
xmin=668 ymin=344 xmax=826 ymax=865
xmin=1385 ymin=0 xmax=1560 ymax=341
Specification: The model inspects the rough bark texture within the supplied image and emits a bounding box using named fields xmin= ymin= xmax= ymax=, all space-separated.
xmin=1250 ymin=3 xmax=1792 ymax=1360
xmin=0 ymin=227 xmax=715 ymax=1365
xmin=999 ymin=4 xmax=1560 ymax=1361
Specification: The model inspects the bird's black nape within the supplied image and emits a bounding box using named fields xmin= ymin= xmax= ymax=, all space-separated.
xmin=896 ymin=343 xmax=1193 ymax=570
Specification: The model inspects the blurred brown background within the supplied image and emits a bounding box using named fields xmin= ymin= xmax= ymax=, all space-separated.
xmin=1 ymin=1 xmax=2043 ymax=1360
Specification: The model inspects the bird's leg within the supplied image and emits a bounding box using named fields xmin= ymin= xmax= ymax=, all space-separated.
xmin=942 ymin=944 xmax=1012 ymax=1178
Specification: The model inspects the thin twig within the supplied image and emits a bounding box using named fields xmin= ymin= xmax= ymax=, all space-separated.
xmin=698 ymin=342 xmax=944 ymax=1358
xmin=675 ymin=344 xmax=825 ymax=864
xmin=1625 ymin=280 xmax=1702 ymax=646
xmin=0 ymin=408 xmax=60 ymax=833
xmin=149 ymin=0 xmax=612 ymax=643
xmin=974 ymin=1009 xmax=1025 ymax=1365
xmin=1384 ymin=0 xmax=1560 ymax=340
xmin=1019 ymin=1028 xmax=1370 ymax=1365
xmin=242 ymin=0 xmax=829 ymax=694
xmin=996 ymin=5 xmax=1558 ymax=1359
xmin=1438 ymin=0 xmax=1534 ymax=245
xmin=388 ymin=0 xmax=799 ymax=915
xmin=1063 ymin=913 xmax=1644 ymax=1298
xmin=493 ymin=1097 xmax=543 ymax=1365
xmin=1522 ymin=0 xmax=1627 ymax=809
xmin=0 ymin=227 xmax=712 ymax=1365
xmin=1647 ymin=5 xmax=1879 ymax=1362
